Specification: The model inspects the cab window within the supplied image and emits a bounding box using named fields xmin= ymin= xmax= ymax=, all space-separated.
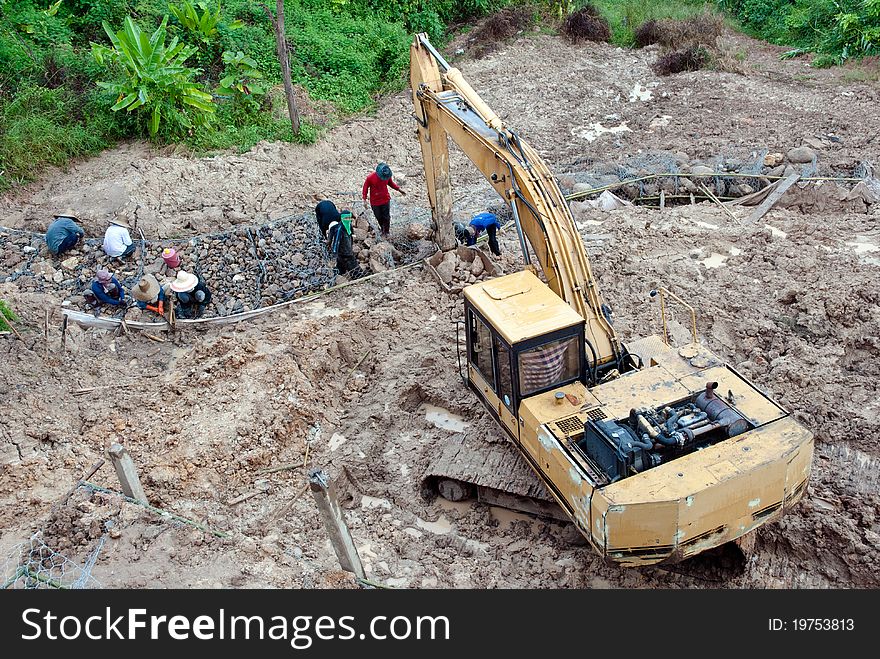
xmin=469 ymin=312 xmax=495 ymax=389
xmin=518 ymin=336 xmax=579 ymax=396
xmin=495 ymin=337 xmax=514 ymax=411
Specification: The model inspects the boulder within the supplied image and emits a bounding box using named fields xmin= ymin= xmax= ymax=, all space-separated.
xmin=763 ymin=152 xmax=784 ymax=167
xmin=690 ymin=165 xmax=715 ymax=176
xmin=405 ymin=223 xmax=432 ymax=241
xmin=470 ymin=257 xmax=484 ymax=277
xmin=435 ymin=251 xmax=457 ymax=284
xmin=787 ymin=146 xmax=816 ymax=164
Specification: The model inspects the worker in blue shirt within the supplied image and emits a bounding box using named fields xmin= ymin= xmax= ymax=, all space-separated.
xmin=45 ymin=211 xmax=85 ymax=256
xmin=454 ymin=211 xmax=501 ymax=256
xmin=87 ymin=269 xmax=126 ymax=309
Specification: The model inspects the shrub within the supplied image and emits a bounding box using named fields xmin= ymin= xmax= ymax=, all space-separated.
xmin=652 ymin=46 xmax=709 ymax=75
xmin=560 ymin=5 xmax=612 ymax=44
xmin=0 ymin=300 xmax=18 ymax=333
xmin=634 ymin=19 xmax=662 ymax=47
xmin=468 ymin=6 xmax=536 ymax=58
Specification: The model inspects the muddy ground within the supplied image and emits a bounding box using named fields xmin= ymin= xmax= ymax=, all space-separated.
xmin=1 ymin=28 xmax=879 ymax=588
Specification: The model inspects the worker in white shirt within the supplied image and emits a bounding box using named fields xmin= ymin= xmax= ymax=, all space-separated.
xmin=102 ymin=216 xmax=136 ymax=260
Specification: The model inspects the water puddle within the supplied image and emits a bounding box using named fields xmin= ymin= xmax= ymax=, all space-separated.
xmin=420 ymin=403 xmax=470 ymax=432
xmin=573 ymin=122 xmax=632 ymax=142
xmin=845 ymin=236 xmax=880 ymax=265
xmin=436 ymin=498 xmax=473 ymax=515
xmin=490 ymin=506 xmax=533 ymax=530
xmin=415 ymin=515 xmax=453 ymax=535
xmin=701 ymin=252 xmax=727 ymax=269
xmin=692 ymin=220 xmax=719 ymax=230
xmin=629 ymin=83 xmax=653 ymax=102
xmin=360 ymin=495 xmax=392 ymax=510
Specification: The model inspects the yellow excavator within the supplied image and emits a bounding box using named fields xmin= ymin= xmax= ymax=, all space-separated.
xmin=410 ymin=34 xmax=813 ymax=566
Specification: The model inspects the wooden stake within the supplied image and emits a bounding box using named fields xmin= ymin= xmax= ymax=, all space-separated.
xmin=309 ymin=469 xmax=365 ymax=579
xmin=343 ymin=349 xmax=371 ymax=385
xmin=108 ymin=443 xmax=148 ymax=505
xmin=262 ymin=482 xmax=309 ymax=531
xmin=746 ymin=172 xmax=801 ymax=223
xmin=57 ymin=459 xmax=105 ymax=509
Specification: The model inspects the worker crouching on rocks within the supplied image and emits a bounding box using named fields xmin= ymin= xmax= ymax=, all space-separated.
xmin=45 ymin=210 xmax=85 ymax=256
xmin=170 ymin=270 xmax=211 ymax=319
xmin=455 ymin=211 xmax=501 ymax=256
xmin=132 ymin=274 xmax=167 ymax=317
xmin=85 ymin=269 xmax=126 ymax=311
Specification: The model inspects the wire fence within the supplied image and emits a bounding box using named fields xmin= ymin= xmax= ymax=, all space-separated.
xmin=2 ymin=533 xmax=104 ymax=590
xmin=0 ymin=201 xmax=438 ymax=319
xmin=562 ymin=148 xmax=863 ymax=203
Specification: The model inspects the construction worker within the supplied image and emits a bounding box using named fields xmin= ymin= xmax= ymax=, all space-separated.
xmin=455 ymin=211 xmax=502 ymax=256
xmin=102 ymin=216 xmax=136 ymax=260
xmin=170 ymin=270 xmax=212 ymax=319
xmin=45 ymin=211 xmax=84 ymax=256
xmin=315 ymin=199 xmax=342 ymax=241
xmin=362 ymin=162 xmax=406 ymax=238
xmin=85 ymin=269 xmax=126 ymax=310
xmin=131 ymin=274 xmax=167 ymax=317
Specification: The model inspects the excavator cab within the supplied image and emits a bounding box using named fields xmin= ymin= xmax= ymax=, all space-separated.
xmin=464 ymin=270 xmax=587 ymax=441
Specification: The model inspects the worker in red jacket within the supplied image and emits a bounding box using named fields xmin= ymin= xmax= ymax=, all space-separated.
xmin=362 ymin=162 xmax=406 ymax=238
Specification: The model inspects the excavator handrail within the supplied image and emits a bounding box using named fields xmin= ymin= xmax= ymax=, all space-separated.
xmin=410 ymin=34 xmax=621 ymax=368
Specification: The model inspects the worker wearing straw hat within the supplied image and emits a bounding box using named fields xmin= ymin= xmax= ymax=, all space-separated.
xmin=132 ymin=274 xmax=168 ymax=317
xmin=45 ymin=210 xmax=85 ymax=256
xmin=102 ymin=215 xmax=136 ymax=260
xmin=170 ymin=270 xmax=212 ymax=319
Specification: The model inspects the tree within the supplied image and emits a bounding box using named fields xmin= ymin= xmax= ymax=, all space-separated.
xmin=261 ymin=1 xmax=300 ymax=135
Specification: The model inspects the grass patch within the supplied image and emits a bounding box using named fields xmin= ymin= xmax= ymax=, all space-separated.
xmin=0 ymin=300 xmax=19 ymax=333
xmin=585 ymin=0 xmax=715 ymax=47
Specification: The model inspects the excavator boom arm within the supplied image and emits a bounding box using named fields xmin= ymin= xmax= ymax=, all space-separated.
xmin=410 ymin=34 xmax=619 ymax=365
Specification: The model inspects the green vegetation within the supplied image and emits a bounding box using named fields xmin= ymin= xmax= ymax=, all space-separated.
xmin=718 ymin=0 xmax=880 ymax=67
xmin=0 ymin=300 xmax=19 ymax=332
xmin=582 ymin=0 xmax=713 ymax=46
xmin=0 ymin=0 xmax=516 ymax=191
xmin=92 ymin=16 xmax=215 ymax=139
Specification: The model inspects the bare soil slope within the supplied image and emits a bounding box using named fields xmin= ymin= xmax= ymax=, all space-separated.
xmin=1 ymin=30 xmax=879 ymax=588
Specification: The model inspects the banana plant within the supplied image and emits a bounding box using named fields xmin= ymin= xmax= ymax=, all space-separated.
xmin=92 ymin=15 xmax=215 ymax=138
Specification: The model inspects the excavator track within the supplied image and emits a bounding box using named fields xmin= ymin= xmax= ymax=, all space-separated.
xmin=421 ymin=433 xmax=569 ymax=521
